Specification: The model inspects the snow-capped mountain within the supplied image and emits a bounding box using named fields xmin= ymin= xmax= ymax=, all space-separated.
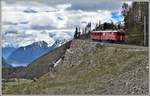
xmin=2 ymin=29 xmax=74 ymax=48
xmin=2 ymin=57 xmax=12 ymax=68
xmin=2 ymin=47 xmax=17 ymax=59
xmin=2 ymin=27 xmax=74 ymax=67
xmin=6 ymin=40 xmax=65 ymax=67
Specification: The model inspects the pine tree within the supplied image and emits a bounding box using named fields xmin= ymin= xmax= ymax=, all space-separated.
xmin=74 ymin=27 xmax=78 ymax=39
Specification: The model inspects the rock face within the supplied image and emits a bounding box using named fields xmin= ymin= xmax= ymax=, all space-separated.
xmin=62 ymin=40 xmax=97 ymax=68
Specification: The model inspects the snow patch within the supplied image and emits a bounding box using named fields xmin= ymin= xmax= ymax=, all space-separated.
xmin=53 ymin=58 xmax=62 ymax=67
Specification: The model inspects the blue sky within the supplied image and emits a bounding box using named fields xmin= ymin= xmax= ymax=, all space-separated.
xmin=111 ymin=11 xmax=124 ymax=23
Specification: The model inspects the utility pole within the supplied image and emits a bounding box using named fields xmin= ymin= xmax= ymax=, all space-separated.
xmin=144 ymin=16 xmax=146 ymax=46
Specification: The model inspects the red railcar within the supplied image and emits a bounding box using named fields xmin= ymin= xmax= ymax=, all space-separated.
xmin=91 ymin=30 xmax=125 ymax=42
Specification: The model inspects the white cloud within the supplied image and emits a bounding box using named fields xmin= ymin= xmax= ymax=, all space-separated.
xmin=56 ymin=3 xmax=72 ymax=10
xmin=2 ymin=1 xmax=123 ymax=47
xmin=124 ymin=1 xmax=132 ymax=6
xmin=2 ymin=1 xmax=121 ymax=29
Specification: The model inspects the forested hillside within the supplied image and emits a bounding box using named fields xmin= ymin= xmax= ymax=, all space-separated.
xmin=122 ymin=2 xmax=149 ymax=46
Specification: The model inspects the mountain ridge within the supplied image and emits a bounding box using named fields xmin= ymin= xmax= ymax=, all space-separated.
xmin=5 ymin=40 xmax=65 ymax=67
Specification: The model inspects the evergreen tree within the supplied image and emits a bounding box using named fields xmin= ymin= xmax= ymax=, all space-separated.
xmin=74 ymin=27 xmax=78 ymax=39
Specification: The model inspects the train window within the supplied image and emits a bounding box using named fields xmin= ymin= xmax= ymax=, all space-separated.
xmin=112 ymin=32 xmax=115 ymax=35
xmin=107 ymin=32 xmax=112 ymax=35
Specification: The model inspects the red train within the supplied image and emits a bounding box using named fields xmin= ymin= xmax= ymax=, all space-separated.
xmin=91 ymin=30 xmax=125 ymax=42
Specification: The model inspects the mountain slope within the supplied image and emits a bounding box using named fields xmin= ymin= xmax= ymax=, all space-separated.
xmin=2 ymin=47 xmax=17 ymax=60
xmin=6 ymin=40 xmax=62 ymax=67
xmin=2 ymin=57 xmax=12 ymax=68
xmin=3 ymin=40 xmax=148 ymax=95
xmin=2 ymin=57 xmax=15 ymax=79
xmin=9 ymin=41 xmax=72 ymax=79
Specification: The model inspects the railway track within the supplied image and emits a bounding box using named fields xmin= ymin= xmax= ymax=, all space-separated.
xmin=94 ymin=41 xmax=148 ymax=51
xmin=71 ymin=38 xmax=148 ymax=51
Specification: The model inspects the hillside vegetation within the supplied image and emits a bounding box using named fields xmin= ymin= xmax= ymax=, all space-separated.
xmin=122 ymin=2 xmax=149 ymax=46
xmin=3 ymin=40 xmax=148 ymax=95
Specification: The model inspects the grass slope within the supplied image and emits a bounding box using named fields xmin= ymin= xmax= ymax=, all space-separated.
xmin=2 ymin=40 xmax=148 ymax=95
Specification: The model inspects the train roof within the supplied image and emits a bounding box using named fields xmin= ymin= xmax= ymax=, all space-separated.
xmin=92 ymin=30 xmax=125 ymax=33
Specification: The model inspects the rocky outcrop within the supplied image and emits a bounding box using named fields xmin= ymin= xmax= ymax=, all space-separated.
xmin=62 ymin=40 xmax=97 ymax=68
